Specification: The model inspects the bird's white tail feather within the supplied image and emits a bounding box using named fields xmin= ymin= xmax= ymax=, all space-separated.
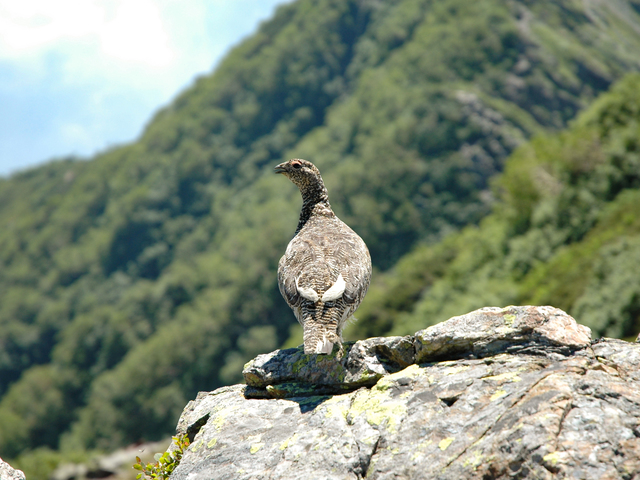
xmin=314 ymin=336 xmax=334 ymax=354
xmin=321 ymin=273 xmax=346 ymax=302
xmin=295 ymin=277 xmax=319 ymax=302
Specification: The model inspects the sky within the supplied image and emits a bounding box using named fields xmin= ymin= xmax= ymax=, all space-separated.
xmin=0 ymin=0 xmax=291 ymax=177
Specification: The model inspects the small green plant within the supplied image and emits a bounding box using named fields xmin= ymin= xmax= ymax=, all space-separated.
xmin=133 ymin=434 xmax=190 ymax=480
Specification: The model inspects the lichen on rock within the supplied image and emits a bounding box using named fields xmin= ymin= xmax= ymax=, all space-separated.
xmin=168 ymin=306 xmax=640 ymax=480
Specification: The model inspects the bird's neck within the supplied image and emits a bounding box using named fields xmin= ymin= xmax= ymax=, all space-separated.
xmin=295 ymin=183 xmax=331 ymax=234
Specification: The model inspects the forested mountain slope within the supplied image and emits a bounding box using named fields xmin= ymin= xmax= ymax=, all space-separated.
xmin=352 ymin=73 xmax=640 ymax=342
xmin=1 ymin=0 xmax=640 ymax=472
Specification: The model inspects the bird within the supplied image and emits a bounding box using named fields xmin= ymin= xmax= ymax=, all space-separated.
xmin=275 ymin=158 xmax=372 ymax=357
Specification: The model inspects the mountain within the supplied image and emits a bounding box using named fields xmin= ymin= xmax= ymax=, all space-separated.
xmin=2 ymin=0 xmax=640 ymax=475
xmin=351 ymin=72 xmax=640 ymax=342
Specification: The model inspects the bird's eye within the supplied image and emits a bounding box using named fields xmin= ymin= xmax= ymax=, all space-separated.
xmin=292 ymin=161 xmax=302 ymax=169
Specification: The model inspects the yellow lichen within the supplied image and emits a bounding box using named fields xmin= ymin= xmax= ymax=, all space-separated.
xmin=323 ymin=395 xmax=351 ymax=420
xmin=207 ymin=438 xmax=217 ymax=448
xmin=370 ymin=364 xmax=425 ymax=390
xmin=391 ymin=364 xmax=425 ymax=379
xmin=373 ymin=379 xmax=393 ymax=392
xmin=366 ymin=457 xmax=378 ymax=477
xmin=411 ymin=439 xmax=433 ymax=460
xmin=313 ymin=434 xmax=328 ymax=450
xmin=420 ymin=439 xmax=433 ymax=448
xmin=349 ymin=388 xmax=407 ymax=433
xmin=361 ymin=434 xmax=379 ymax=446
xmin=503 ymin=314 xmax=516 ymax=325
xmin=490 ymin=389 xmax=508 ymax=401
xmin=462 ymin=450 xmax=484 ymax=469
xmin=543 ymin=451 xmax=565 ymax=466
xmin=439 ymin=437 xmax=454 ymax=451
xmin=191 ymin=439 xmax=205 ymax=453
xmin=250 ymin=443 xmax=265 ymax=454
xmin=209 ymin=402 xmax=237 ymax=432
xmin=483 ymin=371 xmax=522 ymax=383
xmin=443 ymin=365 xmax=470 ymax=376
xmin=279 ymin=433 xmax=299 ymax=450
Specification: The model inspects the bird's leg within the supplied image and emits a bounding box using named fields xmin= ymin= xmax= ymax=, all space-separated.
xmin=326 ymin=332 xmax=344 ymax=359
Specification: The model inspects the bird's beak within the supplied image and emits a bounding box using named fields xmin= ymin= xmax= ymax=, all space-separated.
xmin=274 ymin=162 xmax=287 ymax=174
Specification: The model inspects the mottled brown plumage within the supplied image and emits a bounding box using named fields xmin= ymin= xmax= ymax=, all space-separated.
xmin=275 ymin=159 xmax=372 ymax=356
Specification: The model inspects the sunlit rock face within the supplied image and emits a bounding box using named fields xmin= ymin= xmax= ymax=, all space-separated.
xmin=0 ymin=457 xmax=25 ymax=480
xmin=168 ymin=306 xmax=640 ymax=480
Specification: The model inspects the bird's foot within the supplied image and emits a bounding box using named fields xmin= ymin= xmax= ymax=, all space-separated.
xmin=326 ymin=333 xmax=344 ymax=359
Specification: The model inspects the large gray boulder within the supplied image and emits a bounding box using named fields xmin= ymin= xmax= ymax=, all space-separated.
xmin=168 ymin=306 xmax=640 ymax=480
xmin=0 ymin=457 xmax=25 ymax=480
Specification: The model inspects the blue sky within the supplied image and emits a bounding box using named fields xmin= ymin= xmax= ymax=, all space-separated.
xmin=0 ymin=0 xmax=290 ymax=177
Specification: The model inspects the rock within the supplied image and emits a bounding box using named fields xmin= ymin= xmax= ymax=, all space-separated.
xmin=168 ymin=306 xmax=640 ymax=480
xmin=0 ymin=457 xmax=25 ymax=480
xmin=591 ymin=338 xmax=640 ymax=382
xmin=243 ymin=335 xmax=415 ymax=398
xmin=414 ymin=305 xmax=592 ymax=362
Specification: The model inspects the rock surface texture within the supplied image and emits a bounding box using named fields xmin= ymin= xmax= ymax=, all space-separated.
xmin=168 ymin=306 xmax=640 ymax=480
xmin=0 ymin=457 xmax=25 ymax=480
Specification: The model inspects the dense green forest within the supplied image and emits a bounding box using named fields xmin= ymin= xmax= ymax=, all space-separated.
xmin=2 ymin=0 xmax=640 ymax=477
xmin=352 ymin=72 xmax=640 ymax=341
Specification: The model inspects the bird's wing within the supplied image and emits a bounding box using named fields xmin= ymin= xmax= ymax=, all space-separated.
xmin=278 ymin=236 xmax=321 ymax=307
xmin=278 ymin=252 xmax=299 ymax=308
xmin=329 ymin=234 xmax=372 ymax=305
xmin=278 ymin=222 xmax=371 ymax=307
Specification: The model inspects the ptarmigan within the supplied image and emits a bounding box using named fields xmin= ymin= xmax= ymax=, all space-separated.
xmin=275 ymin=158 xmax=372 ymax=356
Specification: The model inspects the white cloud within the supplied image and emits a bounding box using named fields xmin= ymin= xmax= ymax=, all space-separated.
xmin=0 ymin=0 xmax=173 ymax=66
xmin=102 ymin=1 xmax=173 ymax=66
xmin=0 ymin=0 xmax=291 ymax=176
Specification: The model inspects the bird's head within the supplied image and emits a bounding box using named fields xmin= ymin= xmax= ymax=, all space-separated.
xmin=274 ymin=159 xmax=324 ymax=191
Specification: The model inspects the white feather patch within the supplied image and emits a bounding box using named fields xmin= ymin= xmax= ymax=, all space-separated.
xmin=321 ymin=273 xmax=346 ymax=302
xmin=316 ymin=335 xmax=333 ymax=354
xmin=296 ymin=277 xmax=319 ymax=302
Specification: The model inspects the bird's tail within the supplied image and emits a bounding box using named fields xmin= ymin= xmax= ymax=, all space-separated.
xmin=301 ymin=302 xmax=343 ymax=356
xmin=303 ymin=325 xmax=335 ymax=354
